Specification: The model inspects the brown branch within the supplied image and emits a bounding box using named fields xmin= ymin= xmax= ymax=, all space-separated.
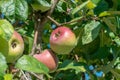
xmin=47 ymin=0 xmax=60 ymax=16
xmin=30 ymin=27 xmax=38 ymax=55
xmin=47 ymin=16 xmax=61 ymax=26
xmin=47 ymin=16 xmax=84 ymax=27
xmin=36 ymin=0 xmax=60 ymax=51
xmin=30 ymin=0 xmax=60 ymax=55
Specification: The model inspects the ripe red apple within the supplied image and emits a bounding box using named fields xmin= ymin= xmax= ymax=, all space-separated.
xmin=33 ymin=49 xmax=58 ymax=72
xmin=0 ymin=31 xmax=24 ymax=63
xmin=50 ymin=26 xmax=77 ymax=54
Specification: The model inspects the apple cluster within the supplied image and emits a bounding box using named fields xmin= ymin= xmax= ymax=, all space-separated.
xmin=33 ymin=26 xmax=77 ymax=72
xmin=0 ymin=20 xmax=77 ymax=72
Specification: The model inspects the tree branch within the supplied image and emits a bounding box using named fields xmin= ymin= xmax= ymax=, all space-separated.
xmin=36 ymin=0 xmax=60 ymax=52
xmin=47 ymin=16 xmax=61 ymax=26
xmin=47 ymin=16 xmax=84 ymax=27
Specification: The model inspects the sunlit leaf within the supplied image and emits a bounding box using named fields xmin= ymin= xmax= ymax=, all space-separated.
xmin=15 ymin=55 xmax=51 ymax=78
xmin=15 ymin=0 xmax=28 ymax=20
xmin=0 ymin=0 xmax=15 ymax=22
xmin=86 ymin=0 xmax=96 ymax=9
xmin=0 ymin=19 xmax=14 ymax=41
xmin=0 ymin=52 xmax=8 ymax=79
xmin=58 ymin=60 xmax=86 ymax=73
xmin=4 ymin=74 xmax=13 ymax=80
xmin=99 ymin=11 xmax=111 ymax=17
xmin=31 ymin=0 xmax=51 ymax=12
xmin=71 ymin=0 xmax=90 ymax=15
xmin=56 ymin=0 xmax=67 ymax=13
xmin=0 ymin=0 xmax=28 ymax=22
xmin=82 ymin=20 xmax=101 ymax=45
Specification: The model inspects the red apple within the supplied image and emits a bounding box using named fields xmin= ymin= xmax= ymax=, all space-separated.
xmin=33 ymin=49 xmax=58 ymax=72
xmin=5 ymin=31 xmax=24 ymax=63
xmin=50 ymin=26 xmax=77 ymax=54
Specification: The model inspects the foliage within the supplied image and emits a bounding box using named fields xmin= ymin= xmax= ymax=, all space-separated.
xmin=0 ymin=0 xmax=120 ymax=80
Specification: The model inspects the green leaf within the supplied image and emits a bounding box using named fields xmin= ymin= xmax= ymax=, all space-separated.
xmin=94 ymin=0 xmax=109 ymax=15
xmin=0 ymin=0 xmax=28 ymax=22
xmin=15 ymin=55 xmax=51 ymax=78
xmin=0 ymin=52 xmax=8 ymax=78
xmin=82 ymin=20 xmax=101 ymax=45
xmin=4 ymin=74 xmax=13 ymax=80
xmin=99 ymin=11 xmax=111 ymax=17
xmin=86 ymin=0 xmax=96 ymax=9
xmin=91 ymin=46 xmax=110 ymax=59
xmin=111 ymin=69 xmax=120 ymax=80
xmin=102 ymin=59 xmax=116 ymax=74
xmin=0 ymin=0 xmax=15 ymax=22
xmin=102 ymin=17 xmax=117 ymax=34
xmin=91 ymin=0 xmax=101 ymax=4
xmin=31 ymin=0 xmax=51 ymax=12
xmin=58 ymin=60 xmax=86 ymax=73
xmin=71 ymin=0 xmax=90 ymax=15
xmin=23 ymin=36 xmax=33 ymax=54
xmin=114 ymin=57 xmax=120 ymax=69
xmin=56 ymin=0 xmax=67 ymax=13
xmin=0 ymin=19 xmax=14 ymax=41
xmin=15 ymin=0 xmax=28 ymax=20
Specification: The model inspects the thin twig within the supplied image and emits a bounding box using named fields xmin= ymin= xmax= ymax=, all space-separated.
xmin=30 ymin=72 xmax=44 ymax=80
xmin=30 ymin=20 xmax=38 ymax=55
xmin=47 ymin=16 xmax=84 ymax=27
xmin=61 ymin=16 xmax=84 ymax=25
xmin=20 ymin=70 xmax=29 ymax=80
xmin=47 ymin=16 xmax=61 ymax=26
xmin=74 ymin=54 xmax=79 ymax=62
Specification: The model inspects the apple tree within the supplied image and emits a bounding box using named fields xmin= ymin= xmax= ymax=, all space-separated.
xmin=0 ymin=0 xmax=120 ymax=80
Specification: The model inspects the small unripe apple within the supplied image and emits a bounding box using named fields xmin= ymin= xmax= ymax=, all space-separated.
xmin=0 ymin=31 xmax=24 ymax=63
xmin=50 ymin=26 xmax=77 ymax=54
xmin=33 ymin=49 xmax=58 ymax=72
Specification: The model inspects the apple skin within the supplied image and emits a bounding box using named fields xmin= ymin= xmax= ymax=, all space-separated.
xmin=6 ymin=31 xmax=24 ymax=63
xmin=50 ymin=26 xmax=77 ymax=54
xmin=33 ymin=49 xmax=58 ymax=72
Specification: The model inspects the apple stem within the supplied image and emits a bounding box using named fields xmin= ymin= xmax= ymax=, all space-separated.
xmin=55 ymin=31 xmax=61 ymax=38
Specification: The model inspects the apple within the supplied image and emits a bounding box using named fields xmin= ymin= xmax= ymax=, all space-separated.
xmin=0 ymin=31 xmax=24 ymax=63
xmin=50 ymin=26 xmax=77 ymax=54
xmin=33 ymin=49 xmax=58 ymax=72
